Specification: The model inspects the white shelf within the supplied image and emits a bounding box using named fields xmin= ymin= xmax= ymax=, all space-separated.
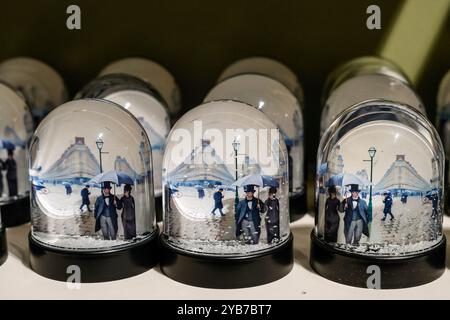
xmin=1 ymin=214 xmax=449 ymax=299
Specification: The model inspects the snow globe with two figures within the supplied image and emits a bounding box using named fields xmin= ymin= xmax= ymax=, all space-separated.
xmin=311 ymin=57 xmax=445 ymax=289
xmin=76 ymin=73 xmax=171 ymax=221
xmin=28 ymin=99 xmax=159 ymax=282
xmin=0 ymin=82 xmax=34 ymax=226
xmin=436 ymin=69 xmax=450 ymax=214
xmin=207 ymin=57 xmax=306 ymax=216
xmin=160 ymin=100 xmax=293 ymax=288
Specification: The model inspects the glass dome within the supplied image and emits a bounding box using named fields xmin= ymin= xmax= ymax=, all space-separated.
xmin=99 ymin=57 xmax=181 ymax=115
xmin=320 ymin=57 xmax=425 ymax=136
xmin=321 ymin=56 xmax=410 ymax=102
xmin=0 ymin=83 xmax=34 ymax=206
xmin=162 ymin=100 xmax=290 ymax=255
xmin=29 ymin=99 xmax=156 ymax=251
xmin=0 ymin=57 xmax=68 ymax=120
xmin=316 ymin=100 xmax=444 ymax=256
xmin=76 ymin=74 xmax=170 ymax=198
xmin=437 ymin=69 xmax=450 ymax=213
xmin=204 ymin=74 xmax=304 ymax=202
xmin=218 ymin=57 xmax=303 ymax=104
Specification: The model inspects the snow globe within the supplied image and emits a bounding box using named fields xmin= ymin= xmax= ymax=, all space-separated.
xmin=312 ymin=99 xmax=445 ymax=288
xmin=160 ymin=100 xmax=293 ymax=288
xmin=436 ymin=70 xmax=450 ymax=214
xmin=217 ymin=57 xmax=303 ymax=104
xmin=0 ymin=210 xmax=6 ymax=266
xmin=99 ymin=57 xmax=181 ymax=116
xmin=28 ymin=99 xmax=159 ymax=282
xmin=0 ymin=82 xmax=34 ymax=227
xmin=320 ymin=56 xmax=426 ymax=136
xmin=204 ymin=74 xmax=306 ymax=216
xmin=0 ymin=57 xmax=68 ymax=122
xmin=76 ymin=74 xmax=170 ymax=221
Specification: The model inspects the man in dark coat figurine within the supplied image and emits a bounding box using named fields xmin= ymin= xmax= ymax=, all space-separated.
xmin=339 ymin=184 xmax=370 ymax=246
xmin=235 ymin=185 xmax=265 ymax=244
xmin=324 ymin=185 xmax=340 ymax=243
xmin=4 ymin=150 xmax=18 ymax=197
xmin=211 ymin=187 xmax=225 ymax=216
xmin=94 ymin=182 xmax=122 ymax=240
xmin=80 ymin=185 xmax=92 ymax=212
xmin=382 ymin=192 xmax=394 ymax=221
xmin=431 ymin=192 xmax=439 ymax=219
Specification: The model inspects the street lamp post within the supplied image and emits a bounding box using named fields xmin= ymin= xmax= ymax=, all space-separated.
xmin=232 ymin=139 xmax=240 ymax=212
xmin=96 ymin=137 xmax=109 ymax=174
xmin=364 ymin=146 xmax=377 ymax=220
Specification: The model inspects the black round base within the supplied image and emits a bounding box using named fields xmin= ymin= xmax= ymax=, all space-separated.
xmin=289 ymin=190 xmax=307 ymax=221
xmin=29 ymin=226 xmax=160 ymax=283
xmin=160 ymin=233 xmax=294 ymax=288
xmin=0 ymin=225 xmax=7 ymax=266
xmin=310 ymin=231 xmax=446 ymax=289
xmin=1 ymin=196 xmax=30 ymax=227
xmin=155 ymin=196 xmax=162 ymax=222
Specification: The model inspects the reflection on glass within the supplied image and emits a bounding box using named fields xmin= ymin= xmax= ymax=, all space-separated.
xmin=204 ymin=74 xmax=304 ymax=198
xmin=0 ymin=83 xmax=33 ymax=204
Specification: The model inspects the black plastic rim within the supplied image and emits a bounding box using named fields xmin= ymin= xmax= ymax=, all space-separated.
xmin=1 ymin=196 xmax=30 ymax=227
xmin=29 ymin=226 xmax=160 ymax=283
xmin=0 ymin=224 xmax=7 ymax=266
xmin=310 ymin=231 xmax=446 ymax=289
xmin=160 ymin=232 xmax=294 ymax=289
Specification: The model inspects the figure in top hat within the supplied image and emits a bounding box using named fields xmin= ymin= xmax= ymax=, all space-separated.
xmin=339 ymin=184 xmax=370 ymax=246
xmin=94 ymin=182 xmax=123 ymax=240
xmin=235 ymin=185 xmax=265 ymax=245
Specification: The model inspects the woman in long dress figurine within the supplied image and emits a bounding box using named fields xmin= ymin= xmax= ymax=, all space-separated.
xmin=121 ymin=184 xmax=136 ymax=240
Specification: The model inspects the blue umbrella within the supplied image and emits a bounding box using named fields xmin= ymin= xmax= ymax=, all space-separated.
xmin=88 ymin=170 xmax=134 ymax=186
xmin=0 ymin=139 xmax=15 ymax=151
xmin=231 ymin=173 xmax=280 ymax=188
xmin=317 ymin=163 xmax=328 ymax=175
xmin=327 ymin=173 xmax=371 ymax=188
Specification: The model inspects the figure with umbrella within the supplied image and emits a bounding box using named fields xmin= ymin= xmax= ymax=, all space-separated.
xmin=195 ymin=185 xmax=205 ymax=199
xmin=338 ymin=184 xmax=370 ymax=246
xmin=89 ymin=170 xmax=133 ymax=240
xmin=235 ymin=185 xmax=265 ymax=245
xmin=232 ymin=173 xmax=279 ymax=244
xmin=62 ymin=182 xmax=72 ymax=196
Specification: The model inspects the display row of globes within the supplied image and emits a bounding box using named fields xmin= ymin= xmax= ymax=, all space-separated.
xmin=0 ymin=55 xmax=447 ymax=289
